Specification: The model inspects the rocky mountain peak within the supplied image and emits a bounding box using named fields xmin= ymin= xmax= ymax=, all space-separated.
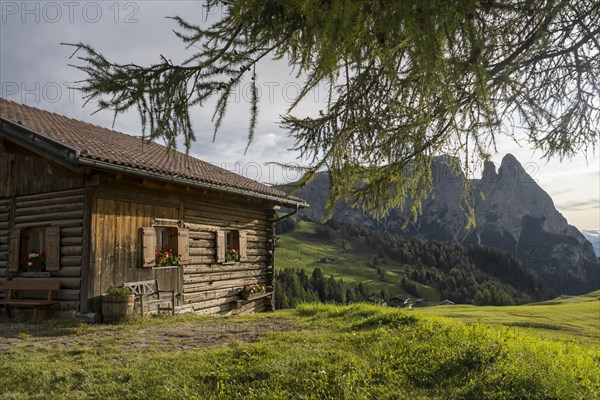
xmin=482 ymin=160 xmax=497 ymax=181
xmin=292 ymin=154 xmax=599 ymax=295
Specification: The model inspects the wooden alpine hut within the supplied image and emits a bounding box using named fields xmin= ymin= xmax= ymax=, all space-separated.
xmin=0 ymin=98 xmax=307 ymax=318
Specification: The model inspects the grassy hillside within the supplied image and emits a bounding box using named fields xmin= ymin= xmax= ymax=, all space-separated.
xmin=1 ymin=299 xmax=598 ymax=399
xmin=275 ymin=219 xmax=441 ymax=301
xmin=419 ymin=290 xmax=600 ymax=345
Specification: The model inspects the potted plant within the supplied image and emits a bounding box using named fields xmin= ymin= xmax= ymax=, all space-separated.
xmin=155 ymin=249 xmax=180 ymax=267
xmin=102 ymin=285 xmax=135 ymax=322
xmin=224 ymin=248 xmax=240 ymax=264
xmin=240 ymin=282 xmax=270 ymax=300
xmin=21 ymin=250 xmax=46 ymax=272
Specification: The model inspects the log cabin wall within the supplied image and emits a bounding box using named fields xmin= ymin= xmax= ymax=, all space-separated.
xmin=181 ymin=196 xmax=275 ymax=314
xmin=1 ymin=145 xmax=281 ymax=316
xmin=0 ymin=144 xmax=87 ymax=310
xmin=0 ymin=198 xmax=9 ymax=284
xmin=88 ymin=185 xmax=183 ymax=312
xmin=10 ymin=189 xmax=86 ymax=310
xmin=0 ymin=143 xmax=84 ymax=197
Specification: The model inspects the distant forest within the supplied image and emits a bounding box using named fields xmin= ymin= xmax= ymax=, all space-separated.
xmin=274 ymin=219 xmax=549 ymax=309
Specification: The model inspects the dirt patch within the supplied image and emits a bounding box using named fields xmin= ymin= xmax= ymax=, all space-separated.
xmin=0 ymin=317 xmax=297 ymax=354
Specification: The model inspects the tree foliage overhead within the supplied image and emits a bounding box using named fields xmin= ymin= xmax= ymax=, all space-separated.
xmin=67 ymin=0 xmax=599 ymax=218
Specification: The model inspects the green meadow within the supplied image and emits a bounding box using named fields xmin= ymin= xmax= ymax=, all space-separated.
xmin=1 ymin=293 xmax=599 ymax=399
xmin=275 ymin=219 xmax=441 ymax=301
xmin=418 ymin=290 xmax=600 ymax=346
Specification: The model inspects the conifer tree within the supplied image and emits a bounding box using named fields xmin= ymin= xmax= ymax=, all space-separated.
xmin=66 ymin=0 xmax=599 ymax=218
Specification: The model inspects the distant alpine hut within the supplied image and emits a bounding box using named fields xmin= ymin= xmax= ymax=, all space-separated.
xmin=413 ymin=298 xmax=428 ymax=307
xmin=0 ymin=98 xmax=307 ymax=318
xmin=388 ymin=295 xmax=411 ymax=308
xmin=438 ymin=299 xmax=455 ymax=306
xmin=367 ymin=295 xmax=387 ymax=306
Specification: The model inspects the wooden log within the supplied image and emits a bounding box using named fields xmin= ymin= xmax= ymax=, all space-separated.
xmin=189 ymin=248 xmax=216 ymax=257
xmin=187 ymin=256 xmax=215 ymax=265
xmin=183 ymin=274 xmax=268 ymax=293
xmin=55 ymin=277 xmax=81 ymax=289
xmin=52 ymin=266 xmax=82 ymax=278
xmin=183 ymin=222 xmax=220 ymax=232
xmin=15 ymin=188 xmax=85 ymax=202
xmin=185 ymin=294 xmax=240 ymax=310
xmin=189 ymin=231 xmax=214 ymax=240
xmin=183 ymin=268 xmax=265 ymax=284
xmin=16 ymin=195 xmax=85 ymax=210
xmin=60 ymin=256 xmax=82 ymax=266
xmin=60 ymin=246 xmax=83 ymax=256
xmin=189 ymin=240 xmax=214 ymax=249
xmin=183 ymin=263 xmax=267 ymax=274
xmin=61 ymin=237 xmax=83 ymax=246
xmin=185 ymin=209 xmax=267 ymax=227
xmin=181 ymin=287 xmax=239 ymax=303
xmin=184 ymin=197 xmax=269 ymax=219
xmin=247 ymin=249 xmax=270 ymax=257
xmin=14 ymin=219 xmax=83 ymax=229
xmin=15 ymin=210 xmax=84 ymax=224
xmin=237 ymin=298 xmax=269 ymax=315
xmin=15 ymin=202 xmax=84 ymax=216
xmin=185 ymin=216 xmax=266 ymax=231
xmin=61 ymin=227 xmax=84 ymax=237
xmin=193 ymin=303 xmax=232 ymax=315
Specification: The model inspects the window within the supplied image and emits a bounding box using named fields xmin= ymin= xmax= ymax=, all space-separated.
xmin=8 ymin=227 xmax=60 ymax=272
xmin=155 ymin=227 xmax=174 ymax=252
xmin=141 ymin=224 xmax=189 ymax=268
xmin=216 ymin=229 xmax=247 ymax=263
xmin=28 ymin=228 xmax=45 ymax=255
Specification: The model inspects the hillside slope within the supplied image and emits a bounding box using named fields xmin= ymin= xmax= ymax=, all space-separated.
xmin=275 ymin=219 xmax=549 ymax=306
xmin=292 ymin=154 xmax=599 ymax=295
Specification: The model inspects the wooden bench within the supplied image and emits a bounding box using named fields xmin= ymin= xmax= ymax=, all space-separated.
xmin=123 ymin=280 xmax=176 ymax=316
xmin=0 ymin=279 xmax=60 ymax=320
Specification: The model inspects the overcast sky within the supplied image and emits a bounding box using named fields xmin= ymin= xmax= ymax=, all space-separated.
xmin=1 ymin=1 xmax=598 ymax=231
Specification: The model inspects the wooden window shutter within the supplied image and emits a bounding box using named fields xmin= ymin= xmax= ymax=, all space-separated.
xmin=216 ymin=230 xmax=225 ymax=263
xmin=239 ymin=230 xmax=248 ymax=261
xmin=8 ymin=229 xmax=21 ymax=272
xmin=45 ymin=227 xmax=60 ymax=271
xmin=142 ymin=227 xmax=156 ymax=267
xmin=177 ymin=228 xmax=190 ymax=264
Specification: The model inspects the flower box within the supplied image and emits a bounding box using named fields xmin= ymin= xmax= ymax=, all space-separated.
xmin=241 ymin=292 xmax=264 ymax=301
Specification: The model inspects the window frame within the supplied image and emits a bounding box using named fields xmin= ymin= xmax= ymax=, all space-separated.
xmin=217 ymin=229 xmax=247 ymax=264
xmin=8 ymin=226 xmax=60 ymax=272
xmin=141 ymin=222 xmax=189 ymax=268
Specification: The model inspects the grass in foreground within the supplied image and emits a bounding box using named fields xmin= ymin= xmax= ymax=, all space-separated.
xmin=1 ymin=302 xmax=599 ymax=400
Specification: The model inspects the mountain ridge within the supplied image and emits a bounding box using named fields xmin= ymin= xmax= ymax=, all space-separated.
xmin=291 ymin=154 xmax=599 ymax=295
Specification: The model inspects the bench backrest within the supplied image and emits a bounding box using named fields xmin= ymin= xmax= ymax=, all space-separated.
xmin=124 ymin=280 xmax=159 ymax=296
xmin=1 ymin=279 xmax=60 ymax=301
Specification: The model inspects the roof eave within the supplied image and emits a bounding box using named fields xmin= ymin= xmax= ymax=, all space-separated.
xmin=0 ymin=118 xmax=80 ymax=168
xmin=78 ymin=157 xmax=309 ymax=209
xmin=0 ymin=116 xmax=308 ymax=209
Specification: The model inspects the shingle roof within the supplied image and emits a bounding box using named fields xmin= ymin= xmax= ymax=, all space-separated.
xmin=0 ymin=98 xmax=306 ymax=206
